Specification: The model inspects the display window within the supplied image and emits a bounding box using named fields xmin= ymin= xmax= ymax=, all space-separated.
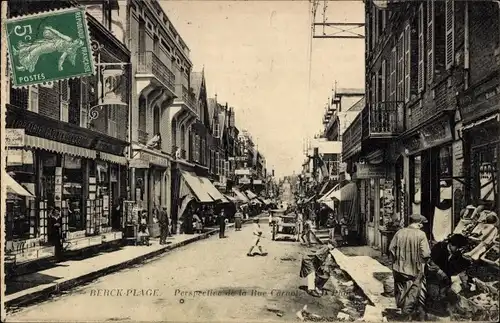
xmin=472 ymin=143 xmax=498 ymax=209
xmin=410 ymin=155 xmax=422 ymax=216
xmin=64 ymin=156 xmax=84 ymax=232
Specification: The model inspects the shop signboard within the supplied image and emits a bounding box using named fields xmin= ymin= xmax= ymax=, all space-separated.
xmin=253 ymin=179 xmax=263 ymax=185
xmin=129 ymin=159 xmax=150 ymax=169
xmin=235 ymin=168 xmax=251 ymax=175
xmin=421 ymin=117 xmax=453 ymax=149
xmin=6 ymin=129 xmax=25 ymax=147
xmin=239 ymin=176 xmax=251 ymax=184
xmin=355 ymin=163 xmax=386 ymax=179
xmin=458 ymin=75 xmax=500 ymax=123
xmin=7 ymin=149 xmax=23 ymax=165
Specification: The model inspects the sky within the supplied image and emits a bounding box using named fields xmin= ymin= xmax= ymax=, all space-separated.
xmin=162 ymin=0 xmax=365 ymax=178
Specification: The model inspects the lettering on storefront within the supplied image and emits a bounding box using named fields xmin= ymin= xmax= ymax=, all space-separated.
xmin=458 ymin=79 xmax=500 ymax=123
xmin=6 ymin=104 xmax=128 ymax=155
xmin=138 ymin=152 xmax=169 ymax=168
xmin=129 ymin=159 xmax=150 ymax=169
xmin=421 ymin=118 xmax=453 ymax=149
xmin=355 ymin=163 xmax=386 ymax=179
xmin=403 ymin=135 xmax=424 ymax=155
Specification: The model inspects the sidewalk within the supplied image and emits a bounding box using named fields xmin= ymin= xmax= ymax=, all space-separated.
xmin=4 ymin=223 xmax=235 ymax=310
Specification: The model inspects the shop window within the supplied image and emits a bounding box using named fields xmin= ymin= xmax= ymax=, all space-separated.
xmin=64 ymin=157 xmax=84 ymax=232
xmin=41 ymin=153 xmax=59 ymax=207
xmin=472 ymin=143 xmax=498 ymax=209
xmin=96 ymin=161 xmax=110 ymax=228
xmin=410 ymin=155 xmax=422 ymax=215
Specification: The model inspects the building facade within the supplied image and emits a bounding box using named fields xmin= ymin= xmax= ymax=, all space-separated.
xmin=343 ymin=0 xmax=500 ymax=251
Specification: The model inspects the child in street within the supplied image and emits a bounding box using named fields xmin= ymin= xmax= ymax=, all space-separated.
xmin=247 ymin=218 xmax=268 ymax=256
xmin=340 ymin=217 xmax=349 ymax=246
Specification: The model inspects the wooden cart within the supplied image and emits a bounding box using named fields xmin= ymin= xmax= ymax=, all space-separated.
xmin=270 ymin=209 xmax=297 ymax=241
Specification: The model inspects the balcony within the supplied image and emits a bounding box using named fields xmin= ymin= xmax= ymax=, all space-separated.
xmin=136 ymin=51 xmax=176 ymax=95
xmin=173 ymin=84 xmax=197 ymax=115
xmin=138 ymin=128 xmax=148 ymax=145
xmin=361 ymin=101 xmax=403 ymax=140
xmin=342 ymin=112 xmax=362 ymax=160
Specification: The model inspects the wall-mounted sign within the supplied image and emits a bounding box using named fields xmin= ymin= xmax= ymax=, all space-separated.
xmin=421 ymin=117 xmax=453 ymax=149
xmin=235 ymin=168 xmax=251 ymax=175
xmin=458 ymin=75 xmax=500 ymax=123
xmin=253 ymin=179 xmax=263 ymax=185
xmin=6 ymin=129 xmax=25 ymax=147
xmin=129 ymin=159 xmax=150 ymax=169
xmin=355 ymin=163 xmax=386 ymax=179
xmin=239 ymin=177 xmax=251 ymax=184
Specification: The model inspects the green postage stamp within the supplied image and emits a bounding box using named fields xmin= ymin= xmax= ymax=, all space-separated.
xmin=5 ymin=7 xmax=95 ymax=88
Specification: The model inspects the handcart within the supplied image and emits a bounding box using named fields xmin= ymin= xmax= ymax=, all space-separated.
xmin=270 ymin=209 xmax=297 ymax=241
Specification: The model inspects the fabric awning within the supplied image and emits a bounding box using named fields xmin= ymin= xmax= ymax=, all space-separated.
xmin=322 ymin=200 xmax=335 ymax=211
xmin=224 ymin=194 xmax=237 ymax=202
xmin=99 ymin=152 xmax=128 ymax=165
xmin=232 ymin=188 xmax=249 ymax=202
xmin=181 ymin=171 xmax=214 ymax=203
xmin=25 ymin=135 xmax=96 ymax=159
xmin=4 ymin=172 xmax=34 ymax=197
xmin=304 ymin=195 xmax=316 ymax=204
xmin=246 ymin=190 xmax=258 ymax=200
xmin=318 ymin=184 xmax=340 ymax=202
xmin=200 ymin=177 xmax=229 ymax=203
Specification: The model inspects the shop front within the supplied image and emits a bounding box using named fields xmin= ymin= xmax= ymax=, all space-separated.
xmin=129 ymin=144 xmax=171 ymax=238
xmin=401 ymin=115 xmax=455 ymax=242
xmin=5 ymin=104 xmax=129 ymax=260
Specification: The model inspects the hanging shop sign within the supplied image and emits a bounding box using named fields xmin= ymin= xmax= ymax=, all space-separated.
xmin=6 ymin=128 xmax=25 ymax=147
xmin=458 ymin=75 xmax=500 ymax=124
xmin=235 ymin=168 xmax=251 ymax=175
xmin=6 ymin=104 xmax=128 ymax=155
xmin=355 ymin=163 xmax=386 ymax=179
xmin=421 ymin=117 xmax=453 ymax=149
xmin=253 ymin=179 xmax=263 ymax=185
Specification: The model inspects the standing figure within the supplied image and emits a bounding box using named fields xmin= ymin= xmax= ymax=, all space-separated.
xmin=301 ymin=216 xmax=312 ymax=246
xmin=247 ymin=218 xmax=267 ymax=256
xmin=137 ymin=211 xmax=150 ymax=246
xmin=158 ymin=206 xmax=169 ymax=245
xmin=234 ymin=207 xmax=243 ymax=231
xmin=48 ymin=206 xmax=63 ymax=260
xmin=219 ymin=209 xmax=226 ymax=238
xmin=296 ymin=210 xmax=304 ymax=242
xmin=299 ymin=243 xmax=335 ymax=297
xmin=192 ymin=210 xmax=203 ymax=234
xmin=389 ymin=214 xmax=431 ymax=321
xmin=340 ymin=217 xmax=349 ymax=246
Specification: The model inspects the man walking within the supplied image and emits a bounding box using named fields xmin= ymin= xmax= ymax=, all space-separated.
xmin=158 ymin=206 xmax=169 ymax=245
xmin=389 ymin=214 xmax=431 ymax=321
xmin=247 ymin=218 xmax=267 ymax=256
xmin=219 ymin=209 xmax=226 ymax=238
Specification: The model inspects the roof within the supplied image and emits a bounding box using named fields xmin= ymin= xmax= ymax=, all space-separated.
xmin=218 ymin=109 xmax=226 ymax=140
xmin=335 ymin=88 xmax=364 ymax=96
xmin=207 ymin=98 xmax=217 ymax=127
xmin=346 ymin=96 xmax=365 ymax=112
xmin=190 ymin=71 xmax=203 ymax=100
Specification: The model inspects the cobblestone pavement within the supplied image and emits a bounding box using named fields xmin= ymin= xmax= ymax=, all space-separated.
xmin=6 ymin=220 xmax=366 ymax=322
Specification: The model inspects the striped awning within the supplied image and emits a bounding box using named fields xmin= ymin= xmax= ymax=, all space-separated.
xmin=99 ymin=152 xmax=128 ymax=165
xmin=4 ymin=171 xmax=34 ymax=197
xmin=25 ymin=135 xmax=96 ymax=159
xmin=246 ymin=190 xmax=258 ymax=200
xmin=200 ymin=177 xmax=229 ymax=203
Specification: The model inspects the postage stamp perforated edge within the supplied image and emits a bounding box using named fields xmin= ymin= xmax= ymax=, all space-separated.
xmin=5 ymin=6 xmax=96 ymax=89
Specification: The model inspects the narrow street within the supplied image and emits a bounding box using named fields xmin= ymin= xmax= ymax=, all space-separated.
xmin=6 ymin=219 xmax=366 ymax=322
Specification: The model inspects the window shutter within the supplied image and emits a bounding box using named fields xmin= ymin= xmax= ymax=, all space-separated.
xmin=29 ymin=86 xmax=39 ymax=113
xmin=427 ymin=0 xmax=435 ymax=84
xmin=381 ymin=60 xmax=386 ymax=101
xmin=60 ymin=80 xmax=69 ymax=122
xmin=405 ymin=24 xmax=411 ymax=102
xmin=445 ymin=0 xmax=455 ymax=69
xmin=390 ymin=46 xmax=397 ymax=101
xmin=398 ymin=33 xmax=405 ymax=101
xmin=418 ymin=4 xmax=425 ymax=93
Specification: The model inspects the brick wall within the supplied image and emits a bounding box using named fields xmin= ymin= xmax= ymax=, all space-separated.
xmin=469 ymin=2 xmax=500 ymax=87
xmin=39 ymin=85 xmax=61 ymax=120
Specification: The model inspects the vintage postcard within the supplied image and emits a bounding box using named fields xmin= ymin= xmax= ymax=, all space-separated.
xmin=1 ymin=0 xmax=499 ymax=322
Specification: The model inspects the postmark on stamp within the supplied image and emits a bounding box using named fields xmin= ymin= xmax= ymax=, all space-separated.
xmin=5 ymin=7 xmax=95 ymax=88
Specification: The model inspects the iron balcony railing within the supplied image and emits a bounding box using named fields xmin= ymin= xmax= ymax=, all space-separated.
xmin=138 ymin=128 xmax=148 ymax=145
xmin=175 ymin=84 xmax=197 ymax=113
xmin=362 ymin=101 xmax=403 ymax=139
xmin=137 ymin=51 xmax=175 ymax=90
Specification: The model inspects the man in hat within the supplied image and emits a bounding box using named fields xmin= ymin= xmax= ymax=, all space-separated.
xmin=389 ymin=214 xmax=431 ymax=321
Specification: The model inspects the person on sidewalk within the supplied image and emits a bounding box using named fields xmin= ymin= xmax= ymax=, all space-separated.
xmin=218 ymin=209 xmax=226 ymax=238
xmin=48 ymin=206 xmax=63 ymax=261
xmin=389 ymin=214 xmax=431 ymax=321
xmin=192 ymin=211 xmax=203 ymax=234
xmin=234 ymin=207 xmax=243 ymax=231
xmin=247 ymin=218 xmax=267 ymax=256
xmin=296 ymin=211 xmax=304 ymax=242
xmin=299 ymin=243 xmax=335 ymax=297
xmin=158 ymin=206 xmax=169 ymax=245
xmin=137 ymin=211 xmax=151 ymax=246
xmin=340 ymin=217 xmax=349 ymax=246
